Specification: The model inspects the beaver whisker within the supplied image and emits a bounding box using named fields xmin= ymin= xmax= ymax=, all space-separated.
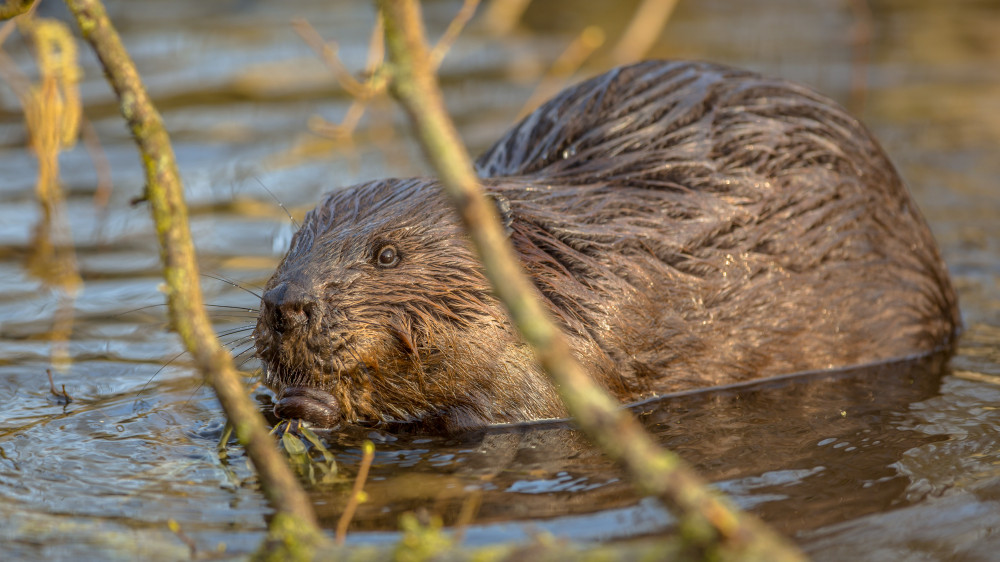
xmin=234 ymin=346 xmax=260 ymax=369
xmin=203 ymin=304 xmax=260 ymax=316
xmin=116 ymin=302 xmax=259 ymax=320
xmin=218 ymin=326 xmax=255 ymax=340
xmin=201 ymin=272 xmax=263 ymax=299
xmin=228 ymin=335 xmax=254 ymax=350
xmin=226 ymin=337 xmax=255 ymax=357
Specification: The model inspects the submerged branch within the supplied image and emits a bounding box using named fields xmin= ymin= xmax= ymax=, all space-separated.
xmin=377 ymin=0 xmax=806 ymax=559
xmin=61 ymin=0 xmax=328 ymax=556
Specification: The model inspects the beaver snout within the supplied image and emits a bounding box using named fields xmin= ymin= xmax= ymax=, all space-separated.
xmin=273 ymin=386 xmax=342 ymax=428
xmin=261 ymin=282 xmax=320 ymax=335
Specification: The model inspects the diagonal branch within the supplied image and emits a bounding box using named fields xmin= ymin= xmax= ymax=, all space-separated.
xmin=377 ymin=1 xmax=807 ymax=559
xmin=60 ymin=0 xmax=328 ymax=555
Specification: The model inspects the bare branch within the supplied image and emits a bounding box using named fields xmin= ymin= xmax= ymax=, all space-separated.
xmin=62 ymin=0 xmax=329 ymax=555
xmin=377 ymin=1 xmax=807 ymax=559
xmin=429 ymin=0 xmax=480 ymax=69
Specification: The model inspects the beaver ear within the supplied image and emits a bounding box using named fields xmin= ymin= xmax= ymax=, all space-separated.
xmin=487 ymin=193 xmax=514 ymax=238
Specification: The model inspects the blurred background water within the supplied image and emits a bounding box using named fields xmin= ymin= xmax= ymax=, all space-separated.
xmin=1 ymin=1 xmax=998 ymax=560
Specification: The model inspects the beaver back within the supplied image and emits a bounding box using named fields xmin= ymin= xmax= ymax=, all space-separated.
xmin=477 ymin=60 xmax=959 ymax=394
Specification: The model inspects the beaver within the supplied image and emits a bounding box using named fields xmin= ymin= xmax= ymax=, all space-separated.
xmin=253 ymin=60 xmax=960 ymax=433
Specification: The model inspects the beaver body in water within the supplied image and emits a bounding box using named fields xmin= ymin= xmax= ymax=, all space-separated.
xmin=254 ymin=61 xmax=959 ymax=432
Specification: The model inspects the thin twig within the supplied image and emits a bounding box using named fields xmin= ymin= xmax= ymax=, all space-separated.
xmin=451 ymin=489 xmax=482 ymax=543
xmin=608 ymin=0 xmax=678 ymax=65
xmin=292 ymin=18 xmax=370 ymax=99
xmin=46 ymin=369 xmax=72 ymax=403
xmin=167 ymin=519 xmax=198 ymax=558
xmin=482 ymin=0 xmax=531 ymax=37
xmin=847 ymin=0 xmax=872 ymax=115
xmin=294 ymin=17 xmax=386 ymax=143
xmin=429 ymin=0 xmax=480 ymax=70
xmin=515 ymin=25 xmax=604 ymax=120
xmin=336 ymin=440 xmax=375 ymax=545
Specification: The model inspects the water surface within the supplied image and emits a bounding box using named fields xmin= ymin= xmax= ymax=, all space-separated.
xmin=1 ymin=1 xmax=999 ymax=560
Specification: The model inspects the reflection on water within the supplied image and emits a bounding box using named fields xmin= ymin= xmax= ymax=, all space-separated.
xmin=1 ymin=0 xmax=999 ymax=559
xmin=303 ymin=353 xmax=950 ymax=545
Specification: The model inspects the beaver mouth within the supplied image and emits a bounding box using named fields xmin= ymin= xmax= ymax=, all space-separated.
xmin=273 ymin=386 xmax=343 ymax=428
xmin=272 ymin=385 xmax=390 ymax=429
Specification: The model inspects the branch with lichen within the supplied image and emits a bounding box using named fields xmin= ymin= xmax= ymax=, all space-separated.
xmin=377 ymin=1 xmax=806 ymax=560
xmin=59 ymin=0 xmax=329 ymax=557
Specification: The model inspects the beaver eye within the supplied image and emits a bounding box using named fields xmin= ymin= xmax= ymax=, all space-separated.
xmin=375 ymin=244 xmax=400 ymax=268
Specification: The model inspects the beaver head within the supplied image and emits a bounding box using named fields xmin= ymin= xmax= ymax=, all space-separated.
xmin=253 ymin=177 xmax=565 ymax=432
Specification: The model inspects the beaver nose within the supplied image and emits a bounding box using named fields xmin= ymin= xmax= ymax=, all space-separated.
xmin=262 ymin=282 xmax=317 ymax=335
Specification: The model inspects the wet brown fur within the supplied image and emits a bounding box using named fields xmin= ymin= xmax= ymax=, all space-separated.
xmin=254 ymin=61 xmax=960 ymax=433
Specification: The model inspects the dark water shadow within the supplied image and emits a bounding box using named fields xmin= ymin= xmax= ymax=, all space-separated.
xmin=299 ymin=351 xmax=950 ymax=543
